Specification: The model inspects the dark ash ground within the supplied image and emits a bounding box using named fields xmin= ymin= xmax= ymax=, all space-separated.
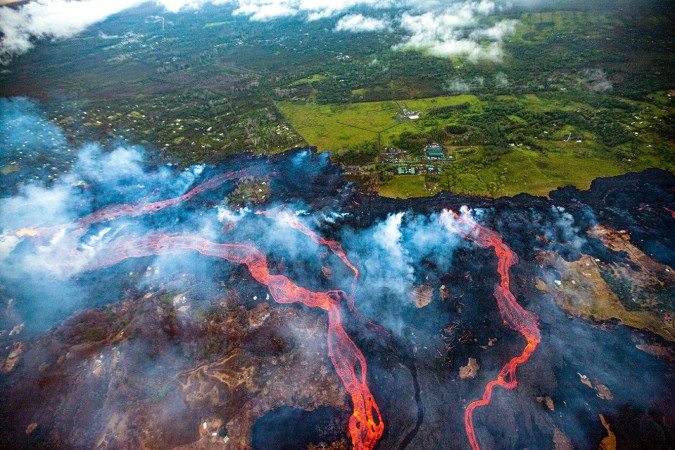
xmin=0 ymin=149 xmax=673 ymax=449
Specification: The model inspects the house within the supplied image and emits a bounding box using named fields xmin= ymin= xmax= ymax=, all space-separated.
xmin=396 ymin=166 xmax=418 ymax=175
xmin=402 ymin=107 xmax=422 ymax=119
xmin=379 ymin=148 xmax=409 ymax=163
xmin=425 ymin=144 xmax=446 ymax=160
xmin=421 ymin=164 xmax=442 ymax=175
xmin=344 ymin=166 xmax=368 ymax=175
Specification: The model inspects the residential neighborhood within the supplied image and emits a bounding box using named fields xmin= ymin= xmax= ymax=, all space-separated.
xmin=345 ymin=141 xmax=461 ymax=180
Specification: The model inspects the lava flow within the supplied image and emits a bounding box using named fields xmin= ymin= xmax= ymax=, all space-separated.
xmin=14 ymin=166 xmax=260 ymax=240
xmin=256 ymin=208 xmax=359 ymax=295
xmin=256 ymin=209 xmax=359 ymax=284
xmin=441 ymin=209 xmax=541 ymax=450
xmin=85 ymin=234 xmax=384 ymax=449
xmin=16 ymin=165 xmax=383 ymax=448
xmin=256 ymin=208 xmax=388 ymax=336
xmin=78 ymin=166 xmax=261 ymax=225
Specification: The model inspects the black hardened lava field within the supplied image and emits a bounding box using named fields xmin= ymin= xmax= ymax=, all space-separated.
xmin=0 ymin=148 xmax=673 ymax=449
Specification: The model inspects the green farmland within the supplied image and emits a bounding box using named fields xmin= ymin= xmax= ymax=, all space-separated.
xmin=280 ymin=93 xmax=674 ymax=198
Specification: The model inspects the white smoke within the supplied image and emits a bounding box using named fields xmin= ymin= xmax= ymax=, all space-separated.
xmin=0 ymin=233 xmax=19 ymax=263
xmin=582 ymin=69 xmax=613 ymax=93
xmin=549 ymin=205 xmax=586 ymax=251
xmin=495 ymin=71 xmax=509 ymax=87
xmin=217 ymin=204 xmax=250 ymax=223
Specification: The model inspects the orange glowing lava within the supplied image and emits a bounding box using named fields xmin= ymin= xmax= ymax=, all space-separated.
xmin=75 ymin=167 xmax=260 ymax=227
xmin=16 ymin=228 xmax=39 ymax=237
xmin=256 ymin=208 xmax=387 ymax=336
xmin=12 ymin=167 xmax=260 ymax=240
xmin=23 ymin=162 xmax=544 ymax=449
xmin=50 ymin=171 xmax=382 ymax=449
xmin=86 ymin=235 xmax=383 ymax=449
xmin=10 ymin=164 xmax=382 ymax=447
xmin=257 ymin=208 xmax=359 ymax=291
xmin=441 ymin=209 xmax=541 ymax=450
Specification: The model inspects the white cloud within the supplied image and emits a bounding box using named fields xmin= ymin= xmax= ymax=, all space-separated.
xmin=0 ymin=0 xmax=140 ymax=63
xmin=0 ymin=0 xmax=519 ymax=64
xmin=470 ymin=18 xmax=517 ymax=40
xmin=232 ymin=0 xmax=392 ymax=22
xmin=334 ymin=13 xmax=389 ymax=33
xmin=301 ymin=0 xmax=394 ymax=21
xmin=158 ymin=0 xmax=216 ymax=13
xmin=395 ymin=1 xmax=517 ymax=62
xmin=0 ymin=0 xmax=237 ymax=62
xmin=232 ymin=0 xmax=298 ymax=21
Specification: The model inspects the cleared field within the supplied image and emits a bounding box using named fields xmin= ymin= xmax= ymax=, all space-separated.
xmin=378 ymin=149 xmax=632 ymax=199
xmin=377 ymin=175 xmax=431 ymax=198
xmin=289 ymin=74 xmax=327 ymax=86
xmin=279 ymin=95 xmax=479 ymax=151
xmin=479 ymin=150 xmax=629 ymax=197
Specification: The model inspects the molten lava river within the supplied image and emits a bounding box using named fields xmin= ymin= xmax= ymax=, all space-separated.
xmin=4 ymin=155 xmax=674 ymax=450
xmin=14 ymin=173 xmax=542 ymax=450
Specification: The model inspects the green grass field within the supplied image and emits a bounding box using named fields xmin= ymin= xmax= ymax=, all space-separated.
xmin=479 ymin=150 xmax=628 ymax=197
xmin=289 ymin=74 xmax=327 ymax=86
xmin=279 ymin=95 xmax=479 ymax=151
xmin=377 ymin=175 xmax=432 ymax=198
xmin=377 ymin=149 xmax=633 ymax=199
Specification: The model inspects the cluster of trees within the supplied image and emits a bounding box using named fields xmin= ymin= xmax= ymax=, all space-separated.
xmin=392 ymin=124 xmax=482 ymax=157
xmin=351 ymin=167 xmax=394 ymax=192
xmin=427 ymin=103 xmax=471 ymax=119
xmin=543 ymin=109 xmax=634 ymax=148
xmin=331 ymin=141 xmax=379 ymax=165
xmin=393 ymin=131 xmax=430 ymax=156
xmin=379 ymin=88 xmax=664 ymax=173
